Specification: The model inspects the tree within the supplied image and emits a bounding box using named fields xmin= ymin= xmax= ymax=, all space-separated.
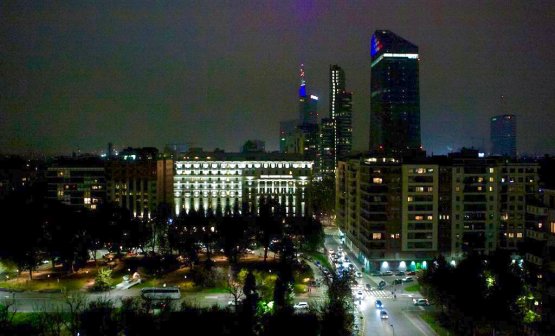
xmin=226 ymin=268 xmax=248 ymax=308
xmin=93 ymin=267 xmax=113 ymax=291
xmin=308 ymin=175 xmax=335 ymax=219
xmin=256 ymin=197 xmax=283 ymax=263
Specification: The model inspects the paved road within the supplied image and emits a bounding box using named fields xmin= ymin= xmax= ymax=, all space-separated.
xmin=323 ymin=227 xmax=437 ymax=336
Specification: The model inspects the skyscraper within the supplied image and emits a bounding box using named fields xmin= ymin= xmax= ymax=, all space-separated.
xmin=490 ymin=114 xmax=516 ymax=157
xmin=298 ymin=64 xmax=318 ymax=126
xmin=369 ymin=30 xmax=421 ymax=154
xmin=328 ymin=65 xmax=353 ymax=169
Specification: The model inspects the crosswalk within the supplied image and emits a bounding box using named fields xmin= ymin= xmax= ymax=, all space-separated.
xmin=367 ymin=290 xmax=393 ymax=298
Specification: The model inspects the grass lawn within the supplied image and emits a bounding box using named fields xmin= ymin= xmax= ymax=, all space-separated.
xmin=404 ymin=283 xmax=420 ymax=292
xmin=420 ymin=312 xmax=451 ymax=336
xmin=0 ymin=277 xmax=89 ymax=292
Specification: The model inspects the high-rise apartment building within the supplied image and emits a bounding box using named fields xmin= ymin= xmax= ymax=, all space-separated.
xmin=336 ymin=150 xmax=539 ymax=272
xmin=298 ymin=64 xmax=319 ymax=126
xmin=369 ymin=30 xmax=421 ymax=154
xmin=490 ymin=114 xmax=516 ymax=157
xmin=47 ymin=156 xmax=106 ymax=210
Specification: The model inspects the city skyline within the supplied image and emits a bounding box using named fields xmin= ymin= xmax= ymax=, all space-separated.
xmin=1 ymin=2 xmax=554 ymax=156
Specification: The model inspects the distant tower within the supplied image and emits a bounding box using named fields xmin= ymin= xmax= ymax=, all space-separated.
xmin=369 ymin=30 xmax=421 ymax=154
xmin=298 ymin=64 xmax=318 ymax=125
xmin=329 ymin=65 xmax=352 ymax=166
xmin=491 ymin=113 xmax=516 ymax=157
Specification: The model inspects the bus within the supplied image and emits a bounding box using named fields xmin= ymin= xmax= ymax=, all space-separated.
xmin=141 ymin=287 xmax=181 ymax=300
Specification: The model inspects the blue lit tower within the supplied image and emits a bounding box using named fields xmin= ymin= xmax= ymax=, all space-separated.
xmin=490 ymin=114 xmax=516 ymax=157
xmin=298 ymin=64 xmax=318 ymax=125
xmin=369 ymin=30 xmax=421 ymax=154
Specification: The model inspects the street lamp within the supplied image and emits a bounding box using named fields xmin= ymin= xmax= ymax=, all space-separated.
xmin=390 ymin=324 xmax=394 ymax=336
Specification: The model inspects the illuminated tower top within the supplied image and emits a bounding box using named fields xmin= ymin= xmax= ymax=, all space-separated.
xmin=299 ymin=63 xmax=307 ymax=97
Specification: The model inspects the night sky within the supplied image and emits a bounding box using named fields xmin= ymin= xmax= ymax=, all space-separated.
xmin=2 ymin=1 xmax=554 ymax=156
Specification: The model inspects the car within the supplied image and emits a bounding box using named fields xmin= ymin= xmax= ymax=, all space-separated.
xmin=371 ymin=271 xmax=381 ymax=276
xmin=348 ymin=263 xmax=355 ymax=270
xmin=402 ymin=276 xmax=414 ymax=283
xmin=378 ymin=280 xmax=386 ymax=289
xmin=406 ymin=271 xmax=416 ymax=275
xmin=355 ymin=271 xmax=362 ymax=278
xmin=344 ymin=256 xmax=350 ymax=262
xmin=328 ymin=249 xmax=334 ymax=255
xmin=227 ymin=299 xmax=242 ymax=306
xmin=392 ymin=279 xmax=403 ymax=285
xmin=322 ymin=269 xmax=329 ymax=275
xmin=294 ymin=302 xmax=309 ymax=310
xmin=356 ymin=290 xmax=364 ymax=300
xmin=395 ymin=271 xmax=405 ymax=276
xmin=365 ymin=284 xmax=372 ymax=290
xmin=413 ymin=298 xmax=430 ymax=306
xmin=375 ymin=300 xmax=383 ymax=309
xmin=380 ymin=310 xmax=389 ymax=319
xmin=381 ymin=271 xmax=393 ymax=276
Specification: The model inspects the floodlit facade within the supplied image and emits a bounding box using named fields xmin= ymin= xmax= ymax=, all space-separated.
xmin=173 ymin=152 xmax=313 ymax=217
xmin=105 ymin=148 xmax=158 ymax=218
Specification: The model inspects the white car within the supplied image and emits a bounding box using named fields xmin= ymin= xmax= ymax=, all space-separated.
xmin=328 ymin=249 xmax=334 ymax=255
xmin=356 ymin=290 xmax=364 ymax=300
xmin=355 ymin=271 xmax=363 ymax=278
xmin=294 ymin=302 xmax=309 ymax=310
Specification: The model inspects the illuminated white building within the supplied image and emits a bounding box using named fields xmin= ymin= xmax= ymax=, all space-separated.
xmin=173 ymin=152 xmax=313 ymax=217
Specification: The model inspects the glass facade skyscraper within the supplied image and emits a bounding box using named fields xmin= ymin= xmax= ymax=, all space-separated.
xmin=369 ymin=30 xmax=421 ymax=154
xmin=490 ymin=114 xmax=516 ymax=157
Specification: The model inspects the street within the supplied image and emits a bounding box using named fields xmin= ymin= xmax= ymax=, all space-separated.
xmin=323 ymin=227 xmax=438 ymax=336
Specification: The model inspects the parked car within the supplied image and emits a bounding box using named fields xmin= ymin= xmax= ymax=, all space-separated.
xmin=413 ymin=298 xmax=430 ymax=306
xmin=375 ymin=300 xmax=383 ymax=309
xmin=406 ymin=271 xmax=416 ymax=275
xmin=355 ymin=271 xmax=363 ymax=278
xmin=380 ymin=310 xmax=389 ymax=319
xmin=395 ymin=271 xmax=405 ymax=276
xmin=402 ymin=276 xmax=414 ymax=283
xmin=355 ymin=290 xmax=364 ymax=300
xmin=294 ymin=302 xmax=309 ymax=310
xmin=392 ymin=279 xmax=403 ymax=285
xmin=381 ymin=271 xmax=393 ymax=276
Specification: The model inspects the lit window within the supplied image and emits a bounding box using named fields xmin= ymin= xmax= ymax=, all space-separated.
xmin=551 ymin=222 xmax=555 ymax=234
xmin=489 ymin=177 xmax=494 ymax=182
xmin=415 ymin=215 xmax=423 ymax=221
xmin=407 ymin=196 xmax=413 ymax=202
xmin=516 ymin=233 xmax=523 ymax=238
xmin=477 ymin=177 xmax=484 ymax=183
xmin=488 ymin=186 xmax=493 ymax=192
xmin=372 ymin=233 xmax=381 ymax=240
xmin=508 ymin=233 xmax=514 ymax=238
xmin=373 ymin=177 xmax=383 ymax=184
xmin=416 ymin=168 xmax=426 ymax=174
xmin=489 ymin=168 xmax=494 ymax=173
xmin=455 ymin=186 xmax=460 ymax=192
xmin=427 ymin=215 xmax=433 ymax=221
xmin=416 ymin=187 xmax=424 ymax=192
xmin=477 ymin=186 xmax=483 ymax=191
